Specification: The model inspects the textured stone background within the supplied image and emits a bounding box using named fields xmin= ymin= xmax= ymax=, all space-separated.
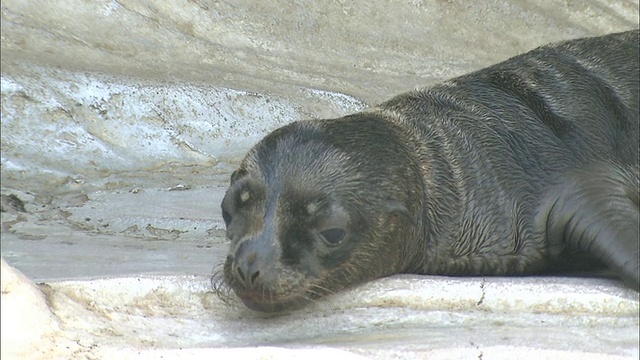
xmin=1 ymin=1 xmax=638 ymax=359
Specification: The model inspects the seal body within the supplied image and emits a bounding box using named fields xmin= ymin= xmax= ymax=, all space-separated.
xmin=217 ymin=30 xmax=640 ymax=313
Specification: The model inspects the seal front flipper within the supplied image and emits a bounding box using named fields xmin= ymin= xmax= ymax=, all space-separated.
xmin=538 ymin=163 xmax=640 ymax=290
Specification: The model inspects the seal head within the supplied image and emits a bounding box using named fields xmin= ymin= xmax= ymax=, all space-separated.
xmin=219 ymin=114 xmax=420 ymax=312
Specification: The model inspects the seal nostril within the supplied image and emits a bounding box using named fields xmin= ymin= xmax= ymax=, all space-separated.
xmin=236 ymin=267 xmax=246 ymax=282
xmin=250 ymin=270 xmax=260 ymax=284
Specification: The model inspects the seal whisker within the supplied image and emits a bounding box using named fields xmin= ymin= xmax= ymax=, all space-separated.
xmin=210 ymin=262 xmax=238 ymax=306
xmin=308 ymin=283 xmax=335 ymax=296
xmin=300 ymin=294 xmax=320 ymax=305
xmin=304 ymin=288 xmax=323 ymax=299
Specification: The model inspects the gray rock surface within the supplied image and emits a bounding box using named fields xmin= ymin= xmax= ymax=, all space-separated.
xmin=1 ymin=0 xmax=638 ymax=359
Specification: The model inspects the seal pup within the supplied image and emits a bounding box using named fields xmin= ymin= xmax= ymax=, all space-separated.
xmin=214 ymin=30 xmax=639 ymax=313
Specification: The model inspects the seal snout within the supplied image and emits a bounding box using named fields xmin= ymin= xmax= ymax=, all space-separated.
xmin=227 ymin=237 xmax=316 ymax=313
xmin=233 ymin=251 xmax=262 ymax=287
xmin=232 ymin=238 xmax=277 ymax=289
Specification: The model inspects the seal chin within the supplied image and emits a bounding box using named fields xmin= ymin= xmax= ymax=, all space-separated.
xmin=235 ymin=288 xmax=312 ymax=313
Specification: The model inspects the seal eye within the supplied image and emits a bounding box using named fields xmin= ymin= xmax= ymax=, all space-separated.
xmin=319 ymin=228 xmax=346 ymax=245
xmin=222 ymin=209 xmax=232 ymax=227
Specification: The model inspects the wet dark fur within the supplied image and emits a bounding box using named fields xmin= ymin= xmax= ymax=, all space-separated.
xmin=215 ymin=30 xmax=640 ymax=313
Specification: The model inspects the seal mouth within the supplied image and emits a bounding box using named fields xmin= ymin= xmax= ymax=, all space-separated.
xmin=217 ymin=254 xmax=327 ymax=313
xmin=234 ymin=287 xmax=313 ymax=313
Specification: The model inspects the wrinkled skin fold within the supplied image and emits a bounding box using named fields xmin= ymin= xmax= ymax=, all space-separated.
xmin=214 ymin=30 xmax=640 ymax=313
